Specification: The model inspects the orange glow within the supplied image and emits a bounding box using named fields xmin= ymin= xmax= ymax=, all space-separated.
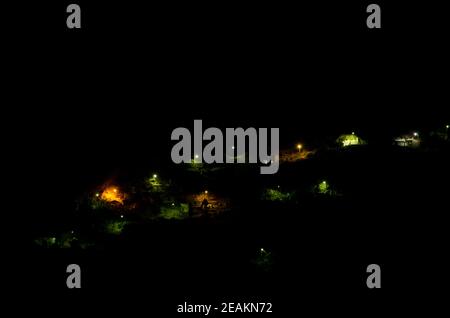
xmin=101 ymin=186 xmax=124 ymax=204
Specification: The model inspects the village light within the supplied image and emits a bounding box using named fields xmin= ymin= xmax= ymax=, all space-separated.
xmin=204 ymin=190 xmax=208 ymax=194
xmin=153 ymin=174 xmax=157 ymax=178
xmin=95 ymin=193 xmax=100 ymax=197
xmin=413 ymin=132 xmax=418 ymax=137
xmin=296 ymin=144 xmax=302 ymax=150
xmin=113 ymin=188 xmax=118 ymax=193
xmin=120 ymin=215 xmax=124 ymax=219
xmin=261 ymin=248 xmax=265 ymax=252
xmin=446 ymin=125 xmax=449 ymax=129
xmin=195 ymin=154 xmax=199 ymax=159
xmin=352 ymin=132 xmax=355 ymax=135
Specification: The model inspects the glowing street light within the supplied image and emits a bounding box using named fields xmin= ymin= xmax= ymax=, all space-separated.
xmin=296 ymin=144 xmax=302 ymax=151
xmin=413 ymin=132 xmax=419 ymax=137
xmin=95 ymin=193 xmax=100 ymax=197
xmin=231 ymin=146 xmax=235 ymax=150
xmin=120 ymin=215 xmax=124 ymax=219
xmin=153 ymin=174 xmax=157 ymax=178
xmin=351 ymin=132 xmax=355 ymax=135
xmin=446 ymin=125 xmax=449 ymax=129
xmin=194 ymin=154 xmax=199 ymax=159
xmin=113 ymin=188 xmax=118 ymax=193
xmin=204 ymin=190 xmax=208 ymax=194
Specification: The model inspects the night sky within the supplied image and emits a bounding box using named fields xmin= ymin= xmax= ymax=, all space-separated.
xmin=6 ymin=1 xmax=450 ymax=315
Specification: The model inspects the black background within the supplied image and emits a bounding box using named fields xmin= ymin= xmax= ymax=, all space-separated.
xmin=6 ymin=1 xmax=449 ymax=315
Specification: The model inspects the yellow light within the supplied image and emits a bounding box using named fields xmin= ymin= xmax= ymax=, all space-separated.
xmin=100 ymin=186 xmax=124 ymax=204
xmin=296 ymin=144 xmax=302 ymax=150
xmin=153 ymin=174 xmax=157 ymax=178
xmin=204 ymin=190 xmax=208 ymax=194
xmin=95 ymin=193 xmax=100 ymax=197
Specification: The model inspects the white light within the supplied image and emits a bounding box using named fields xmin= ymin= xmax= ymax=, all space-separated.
xmin=446 ymin=125 xmax=449 ymax=129
xmin=352 ymin=132 xmax=355 ymax=135
xmin=195 ymin=154 xmax=199 ymax=159
xmin=204 ymin=190 xmax=208 ymax=194
xmin=120 ymin=215 xmax=124 ymax=219
xmin=231 ymin=146 xmax=235 ymax=150
xmin=413 ymin=132 xmax=418 ymax=137
xmin=95 ymin=193 xmax=99 ymax=197
xmin=153 ymin=174 xmax=157 ymax=178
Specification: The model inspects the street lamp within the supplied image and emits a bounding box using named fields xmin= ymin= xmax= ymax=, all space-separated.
xmin=296 ymin=144 xmax=302 ymax=151
xmin=153 ymin=174 xmax=157 ymax=178
xmin=413 ymin=132 xmax=418 ymax=137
